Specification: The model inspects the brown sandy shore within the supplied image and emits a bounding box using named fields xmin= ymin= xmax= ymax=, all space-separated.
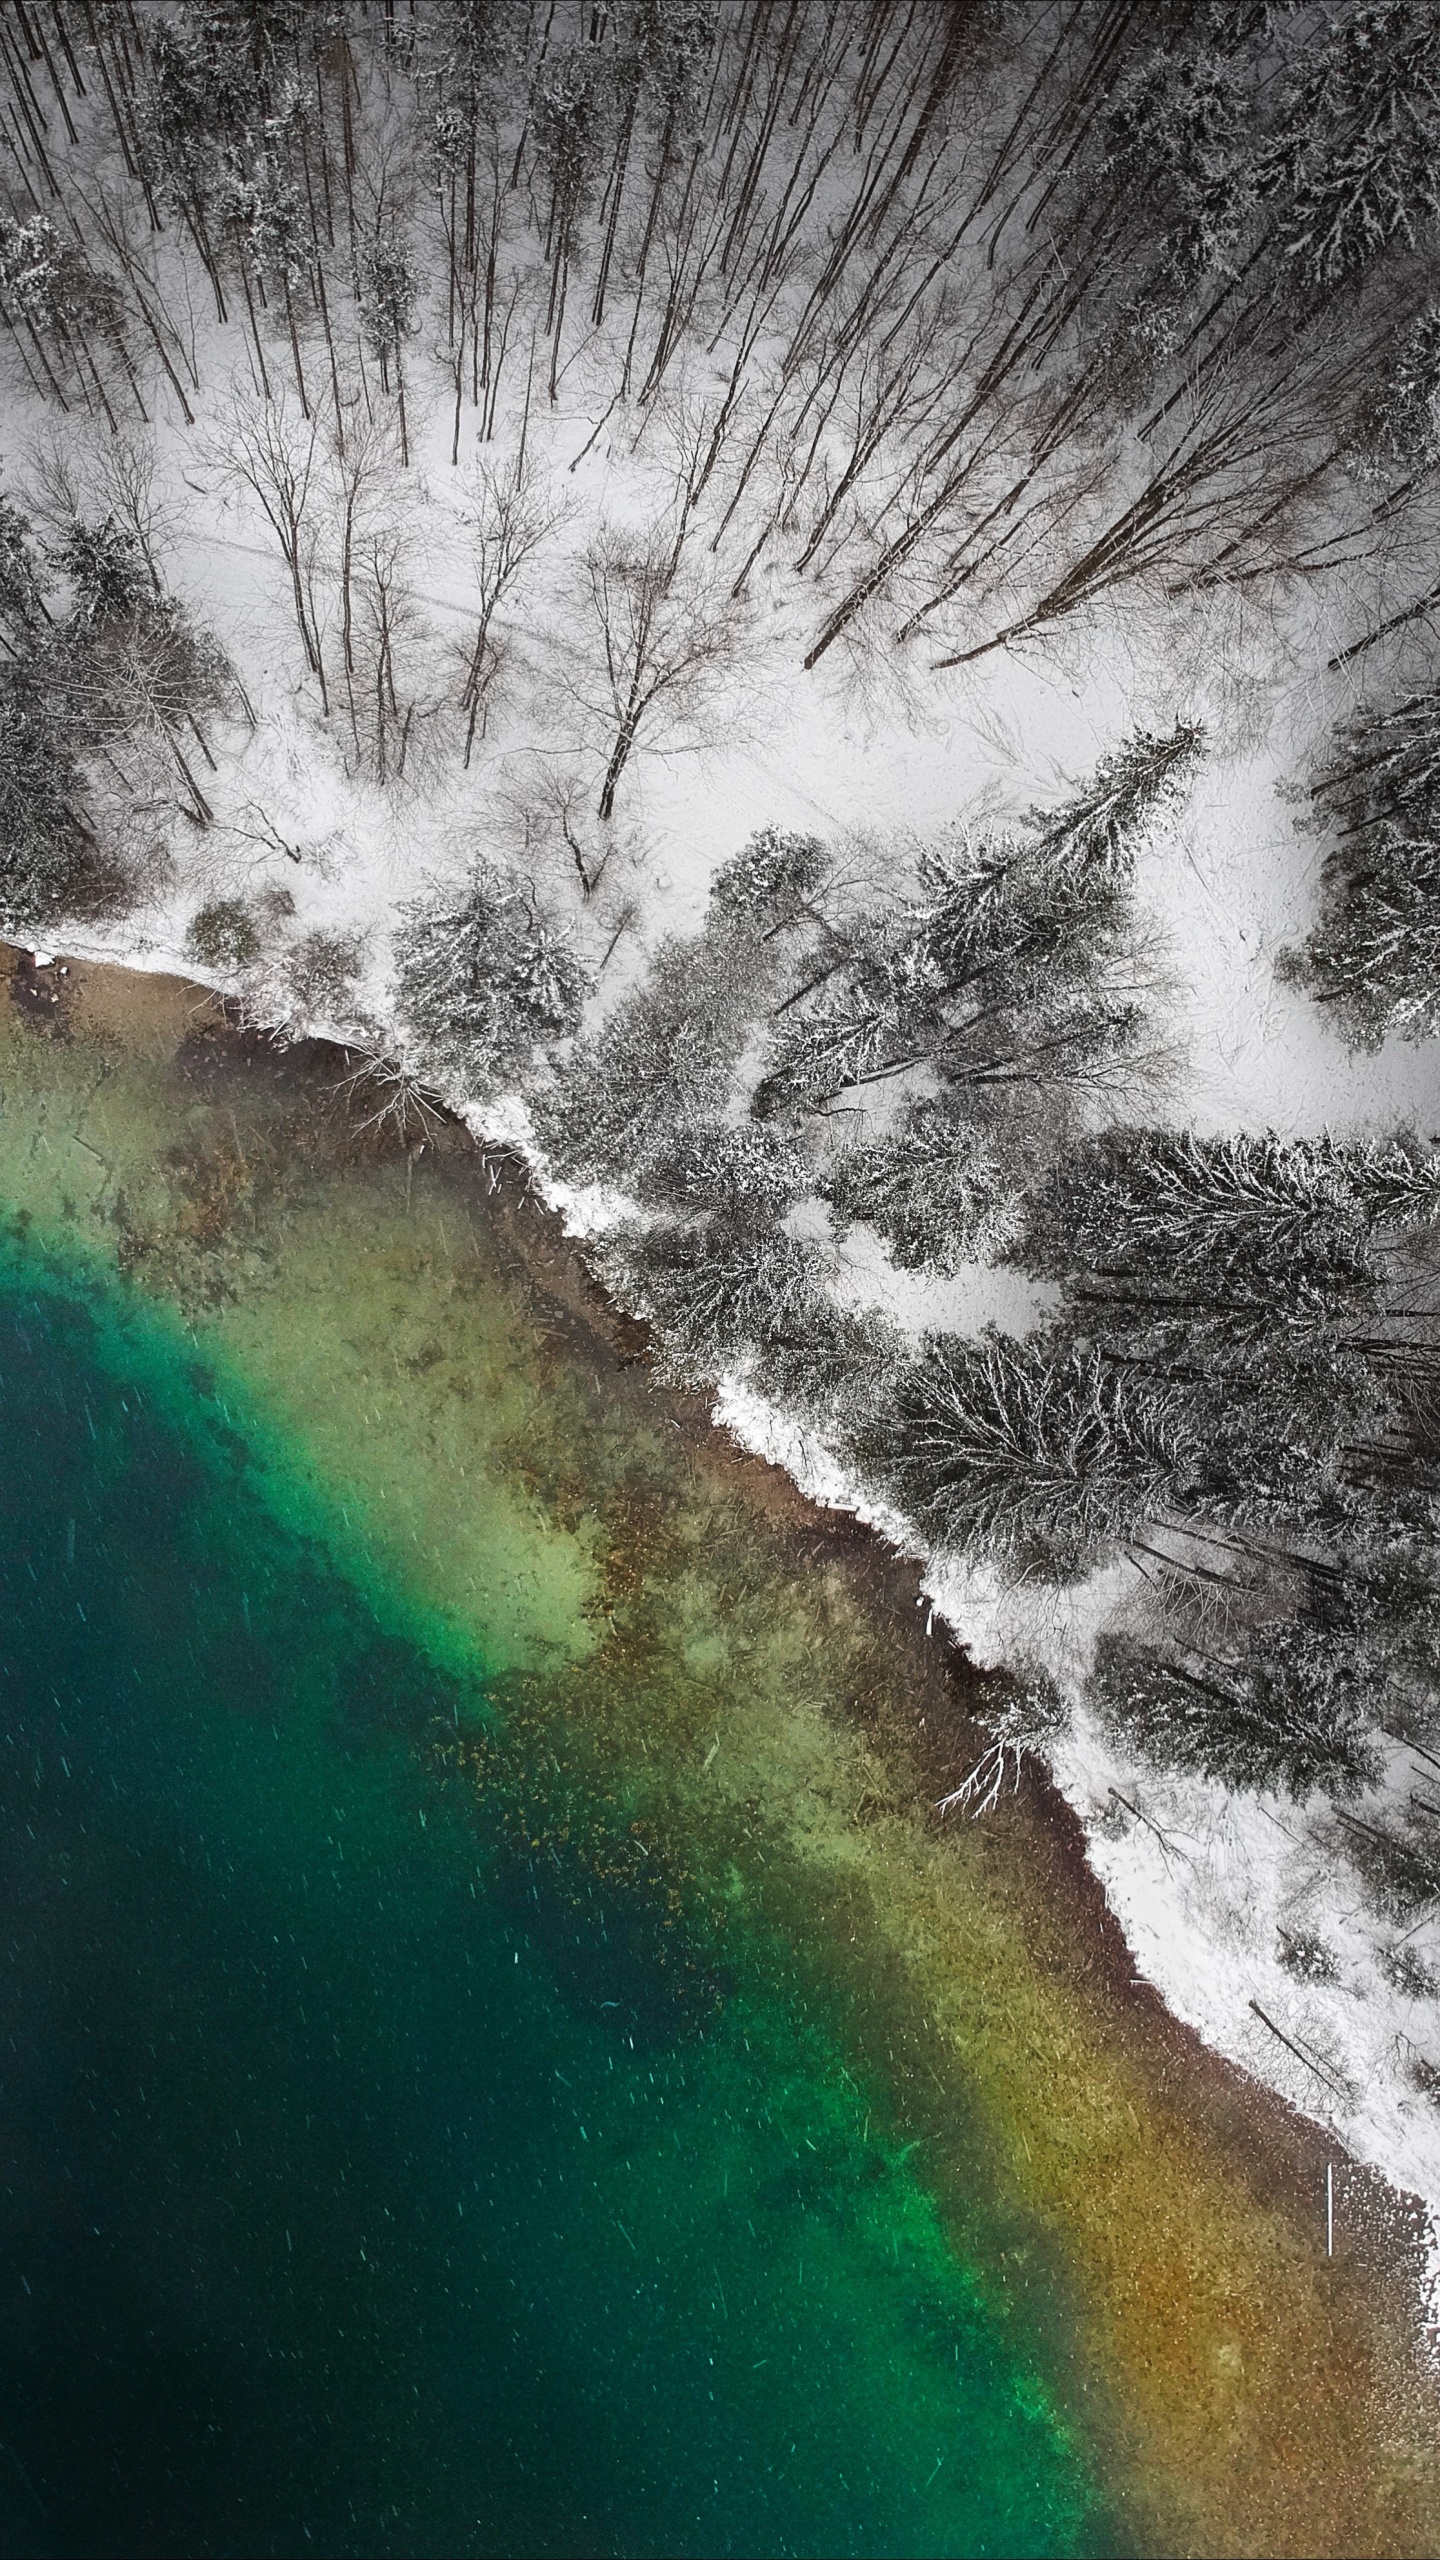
xmin=5 ymin=937 xmax=1440 ymax=2557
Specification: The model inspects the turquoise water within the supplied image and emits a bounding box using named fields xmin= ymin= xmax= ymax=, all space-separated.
xmin=0 ymin=1228 xmax=1099 ymax=2559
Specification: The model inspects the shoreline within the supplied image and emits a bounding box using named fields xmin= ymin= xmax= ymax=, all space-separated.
xmin=9 ymin=933 xmax=1440 ymax=2551
xmin=17 ymin=927 xmax=1440 ymax=2253
xmin=463 ymin=1043 xmax=1440 ymax=2317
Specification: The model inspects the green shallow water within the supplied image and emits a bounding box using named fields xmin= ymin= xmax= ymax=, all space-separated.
xmin=3 ymin=954 xmax=1440 ymax=2560
xmin=0 ymin=1229 xmax=1097 ymax=2558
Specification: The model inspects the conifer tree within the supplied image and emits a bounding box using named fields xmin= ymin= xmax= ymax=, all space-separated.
xmin=1105 ymin=40 xmax=1258 ymax=289
xmin=0 ymin=494 xmax=50 ymax=647
xmin=876 ymin=1333 xmax=1196 ymax=1579
xmin=1026 ymin=722 xmax=1206 ymax=875
xmin=755 ymin=724 xmax=1200 ymax=1121
xmin=707 ymin=826 xmax=829 ymax=934
xmin=1012 ymin=1124 xmax=1437 ymax=1532
xmin=1090 ymin=1623 xmax=1382 ymax=1799
xmin=824 ymin=1102 xmax=1023 ymax=1275
xmin=601 ymin=1216 xmax=829 ymax=1381
xmin=360 ymin=232 xmax=420 ymax=466
xmin=0 ymin=666 xmax=93 ymax=930
xmin=1355 ymin=305 xmax=1440 ymax=472
xmin=1016 ymin=1125 xmax=1440 ymax=1349
xmin=1268 ymin=0 xmax=1440 ymax=290
xmin=1279 ymin=687 xmax=1440 ymax=1046
xmin=394 ymin=865 xmax=588 ymax=1086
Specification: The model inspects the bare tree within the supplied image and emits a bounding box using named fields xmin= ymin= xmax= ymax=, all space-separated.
xmin=457 ymin=439 xmax=564 ymax=764
xmin=570 ymin=527 xmax=747 ymax=820
xmin=352 ymin=524 xmax=417 ymax=785
xmin=209 ymin=381 xmax=329 ymax=712
xmin=522 ymin=762 xmax=622 ymax=902
xmin=324 ymin=391 xmax=403 ymax=756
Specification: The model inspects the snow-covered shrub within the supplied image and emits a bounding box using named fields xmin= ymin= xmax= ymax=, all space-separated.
xmin=187 ymin=898 xmax=261 ymax=969
xmin=394 ymin=865 xmax=588 ymax=1089
xmin=1409 ymin=2056 xmax=1440 ymax=2106
xmin=287 ymin=929 xmax=367 ymax=1022
xmin=1378 ymin=1940 xmax=1439 ymax=1998
xmin=1278 ymin=1926 xmax=1340 ymax=1984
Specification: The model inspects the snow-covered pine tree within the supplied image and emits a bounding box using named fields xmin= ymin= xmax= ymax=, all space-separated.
xmin=1164 ymin=1335 xmax=1397 ymax=1530
xmin=1025 ymin=721 xmax=1206 ymax=875
xmin=532 ymin=43 xmax=601 ymax=397
xmin=754 ymin=724 xmax=1198 ymax=1120
xmin=0 ymin=495 xmax=50 ymax=647
xmin=629 ymin=1118 xmax=804 ymax=1223
xmin=753 ymin=832 xmax=1131 ymax=1116
xmin=137 ymin=9 xmax=303 ymax=320
xmin=0 ymin=665 xmax=93 ymax=931
xmin=1307 ymin=687 xmax=1440 ymax=866
xmin=1015 ymin=1126 xmax=1439 ymax=1347
xmin=823 ymin=1101 xmax=1024 ymax=1275
xmin=600 ymin=1217 xmax=830 ymax=1382
xmin=56 ymin=520 xmax=151 ymax=627
xmin=1354 ymin=304 xmax=1440 ymax=472
xmin=1011 ymin=1125 xmax=1437 ymax=1530
xmin=394 ymin=865 xmax=589 ymax=1087
xmin=536 ymin=922 xmax=777 ymax=1189
xmin=1268 ymin=0 xmax=1440 ymax=291
xmin=1090 ymin=1622 xmax=1382 ymax=1799
xmin=360 ymin=231 xmax=421 ymax=464
xmin=1105 ymin=41 xmax=1258 ymax=288
xmin=1280 ymin=685 xmax=1440 ymax=1045
xmin=706 ymin=826 xmax=830 ymax=934
xmin=876 ymin=1333 xmax=1196 ymax=1579
xmin=540 ymin=828 xmax=830 ymax=1189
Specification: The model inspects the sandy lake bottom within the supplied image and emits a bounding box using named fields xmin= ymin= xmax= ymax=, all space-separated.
xmin=1 ymin=946 xmax=1439 ymax=2559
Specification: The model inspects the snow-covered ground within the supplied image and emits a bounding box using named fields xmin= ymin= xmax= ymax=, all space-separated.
xmin=24 ymin=347 xmax=1440 ymax=2289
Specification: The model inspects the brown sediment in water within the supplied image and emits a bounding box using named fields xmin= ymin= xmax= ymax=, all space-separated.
xmin=5 ymin=939 xmax=1440 ymax=2558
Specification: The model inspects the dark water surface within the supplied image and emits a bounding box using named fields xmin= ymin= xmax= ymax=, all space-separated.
xmin=0 ymin=1235 xmax=1094 ymax=2559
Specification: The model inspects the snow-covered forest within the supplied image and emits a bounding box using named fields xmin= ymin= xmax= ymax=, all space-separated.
xmin=8 ymin=0 xmax=1440 ymax=2228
